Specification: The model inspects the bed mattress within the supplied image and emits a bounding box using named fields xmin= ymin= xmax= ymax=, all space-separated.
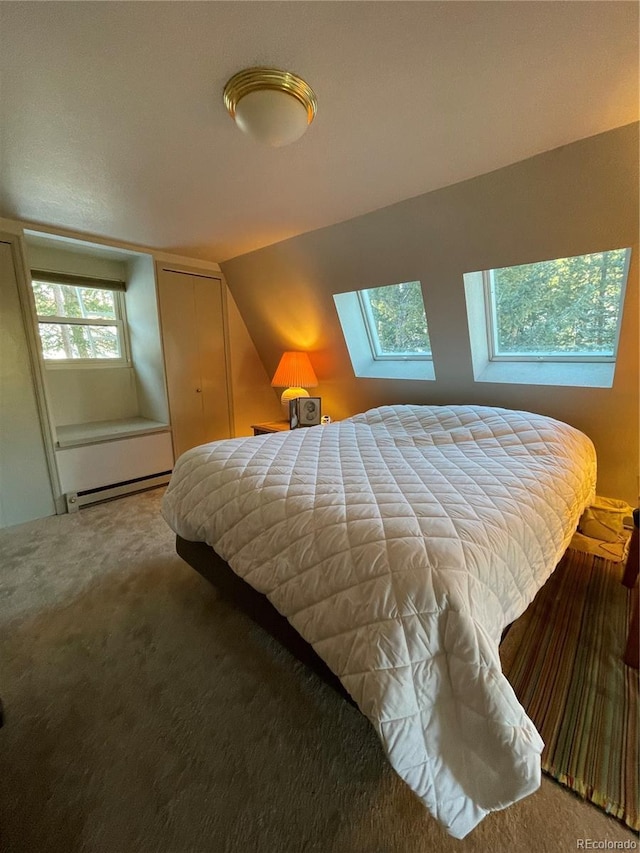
xmin=162 ymin=404 xmax=596 ymax=837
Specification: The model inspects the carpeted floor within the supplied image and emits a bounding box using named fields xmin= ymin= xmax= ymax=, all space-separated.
xmin=0 ymin=488 xmax=637 ymax=853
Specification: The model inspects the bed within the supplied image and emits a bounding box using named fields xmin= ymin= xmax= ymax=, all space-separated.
xmin=162 ymin=404 xmax=596 ymax=837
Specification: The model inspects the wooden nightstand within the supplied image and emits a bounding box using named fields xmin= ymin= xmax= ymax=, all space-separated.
xmin=251 ymin=421 xmax=290 ymax=436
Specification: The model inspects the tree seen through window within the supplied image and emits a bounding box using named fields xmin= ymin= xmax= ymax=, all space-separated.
xmin=32 ymin=280 xmax=124 ymax=361
xmin=363 ymin=281 xmax=431 ymax=356
xmin=491 ymin=250 xmax=628 ymax=356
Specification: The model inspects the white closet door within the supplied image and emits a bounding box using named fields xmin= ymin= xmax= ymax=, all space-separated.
xmin=157 ymin=267 xmax=232 ymax=459
xmin=194 ymin=277 xmax=232 ymax=445
xmin=0 ymin=238 xmax=55 ymax=526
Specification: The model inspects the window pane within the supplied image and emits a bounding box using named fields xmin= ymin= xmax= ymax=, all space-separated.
xmin=363 ymin=281 xmax=431 ymax=355
xmin=492 ymin=250 xmax=628 ymax=356
xmin=38 ymin=323 xmax=121 ymax=360
xmin=32 ymin=281 xmax=117 ymax=320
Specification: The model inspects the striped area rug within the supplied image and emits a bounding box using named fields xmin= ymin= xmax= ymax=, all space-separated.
xmin=502 ymin=549 xmax=639 ymax=831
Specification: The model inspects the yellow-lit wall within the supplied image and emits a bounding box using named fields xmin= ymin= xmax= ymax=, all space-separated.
xmin=226 ymin=289 xmax=283 ymax=434
xmin=222 ymin=124 xmax=639 ymax=504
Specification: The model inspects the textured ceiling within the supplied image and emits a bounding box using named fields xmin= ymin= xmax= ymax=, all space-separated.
xmin=1 ymin=1 xmax=638 ymax=262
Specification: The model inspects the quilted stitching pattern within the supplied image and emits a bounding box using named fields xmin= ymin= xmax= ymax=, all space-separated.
xmin=162 ymin=404 xmax=596 ymax=838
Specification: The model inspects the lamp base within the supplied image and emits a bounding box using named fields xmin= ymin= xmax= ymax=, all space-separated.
xmin=281 ymin=387 xmax=309 ymax=413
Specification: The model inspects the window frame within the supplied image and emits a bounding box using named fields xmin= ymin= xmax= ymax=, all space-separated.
xmin=31 ymin=271 xmax=131 ymax=369
xmin=357 ymin=283 xmax=432 ymax=362
xmin=482 ymin=249 xmax=630 ymax=364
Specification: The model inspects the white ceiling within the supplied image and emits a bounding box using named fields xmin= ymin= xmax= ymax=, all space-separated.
xmin=1 ymin=2 xmax=638 ymax=263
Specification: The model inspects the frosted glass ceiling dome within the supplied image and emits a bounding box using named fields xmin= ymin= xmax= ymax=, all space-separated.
xmin=223 ymin=67 xmax=317 ymax=148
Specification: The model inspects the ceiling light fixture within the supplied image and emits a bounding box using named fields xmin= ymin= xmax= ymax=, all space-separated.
xmin=223 ymin=67 xmax=317 ymax=147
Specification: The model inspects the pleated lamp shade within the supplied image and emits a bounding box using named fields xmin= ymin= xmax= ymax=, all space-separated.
xmin=271 ymin=351 xmax=318 ymax=408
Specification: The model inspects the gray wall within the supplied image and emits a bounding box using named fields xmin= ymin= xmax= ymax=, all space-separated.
xmin=0 ymin=234 xmax=55 ymax=526
xmin=126 ymin=253 xmax=170 ymax=425
xmin=222 ymin=124 xmax=639 ymax=505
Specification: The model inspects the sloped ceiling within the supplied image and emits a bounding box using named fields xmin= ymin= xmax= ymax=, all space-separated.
xmin=1 ymin=1 xmax=637 ymax=262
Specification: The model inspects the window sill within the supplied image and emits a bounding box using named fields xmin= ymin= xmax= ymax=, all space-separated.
xmin=352 ymin=358 xmax=435 ymax=381
xmin=45 ymin=360 xmax=132 ymax=370
xmin=55 ymin=417 xmax=170 ymax=448
xmin=475 ymin=360 xmax=615 ymax=388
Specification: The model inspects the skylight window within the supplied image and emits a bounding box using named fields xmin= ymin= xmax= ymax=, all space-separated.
xmin=334 ymin=280 xmax=435 ymax=381
xmin=486 ymin=249 xmax=629 ymax=361
xmin=463 ymin=248 xmax=631 ymax=388
xmin=359 ymin=282 xmax=431 ymax=359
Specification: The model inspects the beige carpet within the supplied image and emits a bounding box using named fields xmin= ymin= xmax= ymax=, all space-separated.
xmin=0 ymin=488 xmax=636 ymax=853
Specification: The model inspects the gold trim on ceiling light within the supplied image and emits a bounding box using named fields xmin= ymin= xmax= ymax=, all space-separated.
xmin=223 ymin=67 xmax=318 ymax=125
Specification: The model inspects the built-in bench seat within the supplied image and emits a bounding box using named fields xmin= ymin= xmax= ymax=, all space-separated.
xmin=55 ymin=417 xmax=170 ymax=448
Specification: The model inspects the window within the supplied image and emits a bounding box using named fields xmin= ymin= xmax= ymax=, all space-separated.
xmin=31 ymin=271 xmax=129 ymax=366
xmin=485 ymin=249 xmax=630 ymax=361
xmin=334 ymin=280 xmax=435 ymax=381
xmin=359 ymin=282 xmax=431 ymax=359
xmin=463 ymin=248 xmax=631 ymax=388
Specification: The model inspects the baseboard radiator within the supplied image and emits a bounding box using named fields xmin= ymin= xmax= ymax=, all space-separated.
xmin=65 ymin=471 xmax=172 ymax=512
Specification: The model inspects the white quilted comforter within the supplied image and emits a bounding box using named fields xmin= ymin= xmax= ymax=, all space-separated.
xmin=162 ymin=404 xmax=596 ymax=837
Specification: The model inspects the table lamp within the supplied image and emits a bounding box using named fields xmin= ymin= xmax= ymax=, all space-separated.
xmin=271 ymin=351 xmax=318 ymax=412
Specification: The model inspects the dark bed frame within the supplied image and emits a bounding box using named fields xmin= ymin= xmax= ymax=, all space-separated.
xmin=176 ymin=536 xmax=355 ymax=705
